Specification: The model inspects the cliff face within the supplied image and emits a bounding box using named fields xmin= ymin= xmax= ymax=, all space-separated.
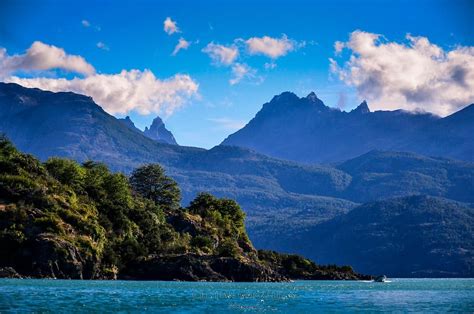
xmin=118 ymin=115 xmax=178 ymax=145
xmin=143 ymin=116 xmax=178 ymax=145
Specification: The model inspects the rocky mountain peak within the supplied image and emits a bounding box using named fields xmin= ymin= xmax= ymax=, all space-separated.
xmin=351 ymin=101 xmax=370 ymax=114
xmin=306 ymin=92 xmax=319 ymax=102
xmin=143 ymin=116 xmax=177 ymax=145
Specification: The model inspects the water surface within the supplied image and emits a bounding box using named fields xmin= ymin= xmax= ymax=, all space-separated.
xmin=0 ymin=279 xmax=473 ymax=313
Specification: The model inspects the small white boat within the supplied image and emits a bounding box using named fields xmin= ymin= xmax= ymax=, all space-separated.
xmin=374 ymin=275 xmax=387 ymax=282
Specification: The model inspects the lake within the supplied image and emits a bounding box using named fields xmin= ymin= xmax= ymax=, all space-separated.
xmin=0 ymin=279 xmax=473 ymax=313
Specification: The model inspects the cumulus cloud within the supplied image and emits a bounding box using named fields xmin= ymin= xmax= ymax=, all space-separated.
xmin=7 ymin=70 xmax=198 ymax=116
xmin=81 ymin=20 xmax=90 ymax=27
xmin=0 ymin=41 xmax=95 ymax=77
xmin=245 ymin=34 xmax=300 ymax=59
xmin=172 ymin=38 xmax=190 ymax=56
xmin=330 ymin=30 xmax=474 ymax=116
xmin=202 ymin=42 xmax=239 ymax=66
xmin=229 ymin=63 xmax=257 ymax=85
xmin=96 ymin=41 xmax=109 ymax=51
xmin=163 ymin=17 xmax=180 ymax=35
xmin=1 ymin=41 xmax=198 ymax=116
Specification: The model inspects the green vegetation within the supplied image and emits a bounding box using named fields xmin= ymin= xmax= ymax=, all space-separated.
xmin=257 ymin=250 xmax=368 ymax=280
xmin=0 ymin=137 xmax=258 ymax=279
xmin=0 ymin=136 xmax=365 ymax=280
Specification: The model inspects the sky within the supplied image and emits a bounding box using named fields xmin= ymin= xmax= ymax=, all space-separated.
xmin=0 ymin=0 xmax=473 ymax=148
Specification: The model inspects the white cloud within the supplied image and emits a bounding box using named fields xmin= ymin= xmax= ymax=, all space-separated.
xmin=202 ymin=42 xmax=239 ymax=66
xmin=7 ymin=70 xmax=198 ymax=116
xmin=1 ymin=41 xmax=198 ymax=116
xmin=334 ymin=41 xmax=345 ymax=55
xmin=245 ymin=34 xmax=299 ymax=59
xmin=229 ymin=63 xmax=257 ymax=85
xmin=172 ymin=38 xmax=190 ymax=56
xmin=81 ymin=20 xmax=90 ymax=27
xmin=208 ymin=117 xmax=246 ymax=131
xmin=0 ymin=41 xmax=95 ymax=77
xmin=163 ymin=17 xmax=180 ymax=35
xmin=331 ymin=30 xmax=474 ymax=116
xmin=96 ymin=41 xmax=109 ymax=51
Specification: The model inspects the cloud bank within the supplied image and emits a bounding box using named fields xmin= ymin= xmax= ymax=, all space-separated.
xmin=1 ymin=41 xmax=198 ymax=116
xmin=0 ymin=41 xmax=95 ymax=77
xmin=330 ymin=30 xmax=474 ymax=116
xmin=8 ymin=70 xmax=198 ymax=116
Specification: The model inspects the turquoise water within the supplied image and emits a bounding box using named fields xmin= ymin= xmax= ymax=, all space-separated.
xmin=0 ymin=279 xmax=473 ymax=313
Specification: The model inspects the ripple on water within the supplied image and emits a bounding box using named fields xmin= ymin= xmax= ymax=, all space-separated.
xmin=0 ymin=279 xmax=473 ymax=313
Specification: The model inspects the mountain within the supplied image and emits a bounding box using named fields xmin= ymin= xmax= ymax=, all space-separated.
xmin=337 ymin=150 xmax=474 ymax=203
xmin=0 ymin=137 xmax=368 ymax=281
xmin=118 ymin=116 xmax=142 ymax=133
xmin=0 ymin=82 xmax=368 ymax=249
xmin=144 ymin=116 xmax=177 ymax=145
xmin=0 ymin=82 xmax=196 ymax=170
xmin=118 ymin=115 xmax=178 ymax=145
xmin=295 ymin=195 xmax=474 ymax=277
xmin=222 ymin=92 xmax=474 ymax=163
xmin=1 ymin=82 xmax=473 ymax=276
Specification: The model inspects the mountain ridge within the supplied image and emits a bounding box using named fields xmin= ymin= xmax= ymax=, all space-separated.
xmin=1 ymin=82 xmax=473 ymax=276
xmin=222 ymin=91 xmax=472 ymax=163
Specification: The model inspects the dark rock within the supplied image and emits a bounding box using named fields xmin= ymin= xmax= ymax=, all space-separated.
xmin=0 ymin=267 xmax=23 ymax=278
xmin=31 ymin=234 xmax=98 ymax=279
xmin=121 ymin=254 xmax=287 ymax=282
xmin=166 ymin=213 xmax=200 ymax=237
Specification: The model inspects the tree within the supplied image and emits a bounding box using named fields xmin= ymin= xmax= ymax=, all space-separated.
xmin=129 ymin=164 xmax=181 ymax=210
xmin=45 ymin=158 xmax=86 ymax=191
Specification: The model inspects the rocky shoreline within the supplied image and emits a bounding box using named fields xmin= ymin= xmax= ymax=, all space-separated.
xmin=0 ymin=252 xmax=371 ymax=282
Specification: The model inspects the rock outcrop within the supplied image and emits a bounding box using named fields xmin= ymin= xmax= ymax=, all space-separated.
xmin=121 ymin=254 xmax=286 ymax=282
xmin=144 ymin=116 xmax=177 ymax=145
xmin=0 ymin=267 xmax=23 ymax=279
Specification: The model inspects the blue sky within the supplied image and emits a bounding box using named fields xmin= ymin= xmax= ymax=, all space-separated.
xmin=1 ymin=0 xmax=473 ymax=148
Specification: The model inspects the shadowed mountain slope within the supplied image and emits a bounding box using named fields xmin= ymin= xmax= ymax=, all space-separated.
xmin=222 ymin=92 xmax=473 ymax=163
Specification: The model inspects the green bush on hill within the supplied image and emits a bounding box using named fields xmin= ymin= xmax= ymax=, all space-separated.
xmin=0 ymin=136 xmax=257 ymax=278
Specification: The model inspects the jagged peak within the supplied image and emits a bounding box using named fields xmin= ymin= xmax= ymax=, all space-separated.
xmin=306 ymin=91 xmax=319 ymax=102
xmin=143 ymin=115 xmax=177 ymax=145
xmin=351 ymin=100 xmax=370 ymax=114
xmin=150 ymin=116 xmax=165 ymax=127
xmin=124 ymin=115 xmax=132 ymax=121
xmin=119 ymin=115 xmax=139 ymax=131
